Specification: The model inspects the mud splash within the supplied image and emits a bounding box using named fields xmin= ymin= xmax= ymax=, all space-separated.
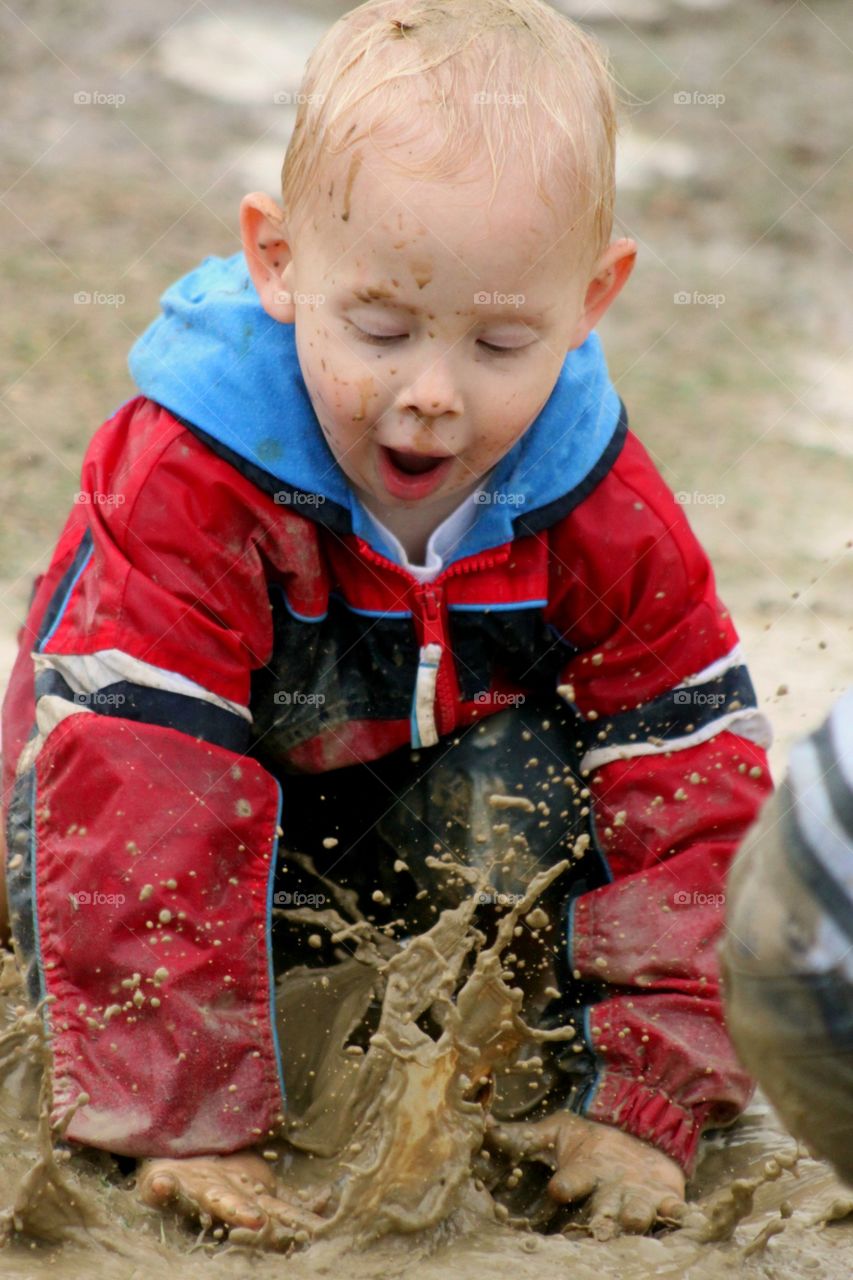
xmin=269 ymin=860 xmax=575 ymax=1246
xmin=2 ymin=877 xmax=853 ymax=1278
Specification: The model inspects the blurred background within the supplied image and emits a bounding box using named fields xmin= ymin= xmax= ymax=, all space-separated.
xmin=1 ymin=0 xmax=851 ymax=773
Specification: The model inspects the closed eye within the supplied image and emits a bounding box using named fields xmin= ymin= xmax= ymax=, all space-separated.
xmin=354 ymin=328 xmax=408 ymax=346
xmin=477 ymin=340 xmax=527 ymax=356
xmin=351 ymin=325 xmax=530 ymax=355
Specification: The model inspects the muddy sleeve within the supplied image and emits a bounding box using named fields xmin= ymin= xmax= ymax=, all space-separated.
xmin=1 ymin=398 xmax=290 ymax=1158
xmin=544 ymin=433 xmax=774 ymax=1173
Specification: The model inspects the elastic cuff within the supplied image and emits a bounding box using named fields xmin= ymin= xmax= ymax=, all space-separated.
xmin=583 ymin=1071 xmax=704 ymax=1174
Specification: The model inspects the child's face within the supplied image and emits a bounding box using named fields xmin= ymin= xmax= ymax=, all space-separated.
xmin=243 ymin=137 xmax=634 ymax=523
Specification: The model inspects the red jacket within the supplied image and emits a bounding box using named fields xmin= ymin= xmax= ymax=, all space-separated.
xmin=1 ymin=394 xmax=772 ymax=1171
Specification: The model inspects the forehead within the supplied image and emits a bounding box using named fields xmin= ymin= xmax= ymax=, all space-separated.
xmin=299 ymin=136 xmax=587 ymax=289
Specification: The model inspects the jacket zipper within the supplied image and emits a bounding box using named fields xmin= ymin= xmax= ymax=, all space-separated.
xmin=417 ymin=583 xmax=452 ymax=741
xmin=354 ymin=539 xmax=512 ymax=746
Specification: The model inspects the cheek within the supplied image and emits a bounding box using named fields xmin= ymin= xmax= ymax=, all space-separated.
xmin=466 ymin=439 xmax=508 ymax=473
xmin=299 ymin=361 xmax=382 ymax=468
xmin=313 ymin=333 xmax=387 ymax=429
xmin=466 ymin=401 xmax=537 ymax=470
xmin=298 ymin=326 xmax=353 ymax=419
xmin=473 ymin=363 xmax=559 ymax=451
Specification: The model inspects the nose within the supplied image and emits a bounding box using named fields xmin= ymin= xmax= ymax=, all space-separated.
xmin=396 ymin=355 xmax=463 ymax=424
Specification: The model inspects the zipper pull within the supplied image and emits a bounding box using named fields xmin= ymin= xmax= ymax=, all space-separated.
xmin=419 ymin=584 xmax=444 ymax=645
xmin=412 ymin=643 xmax=442 ymax=748
xmin=411 ymin=584 xmax=445 ymax=748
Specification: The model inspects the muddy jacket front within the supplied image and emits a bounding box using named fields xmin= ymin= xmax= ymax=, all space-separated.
xmin=1 ymin=253 xmax=773 ymax=1172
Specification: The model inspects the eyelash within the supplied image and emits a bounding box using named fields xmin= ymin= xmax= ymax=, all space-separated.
xmin=355 ymin=330 xmax=522 ymax=357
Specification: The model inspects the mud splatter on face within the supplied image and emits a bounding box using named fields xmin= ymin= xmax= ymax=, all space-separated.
xmin=410 ymin=258 xmax=433 ymax=290
xmin=341 ymin=151 xmax=363 ymax=223
xmin=353 ymin=286 xmax=396 ymax=303
xmin=352 ymin=376 xmax=377 ymax=423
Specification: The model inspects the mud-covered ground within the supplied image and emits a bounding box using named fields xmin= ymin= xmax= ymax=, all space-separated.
xmin=1 ymin=0 xmax=852 ymax=1275
xmin=3 ymin=894 xmax=853 ymax=1280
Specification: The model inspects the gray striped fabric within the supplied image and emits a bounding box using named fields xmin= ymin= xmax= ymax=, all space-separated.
xmin=720 ymin=688 xmax=853 ymax=1184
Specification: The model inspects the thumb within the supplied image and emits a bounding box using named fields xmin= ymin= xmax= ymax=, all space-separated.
xmin=547 ymin=1162 xmax=598 ymax=1205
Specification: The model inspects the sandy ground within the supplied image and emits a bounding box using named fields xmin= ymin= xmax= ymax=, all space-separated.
xmin=1 ymin=0 xmax=852 ymax=1275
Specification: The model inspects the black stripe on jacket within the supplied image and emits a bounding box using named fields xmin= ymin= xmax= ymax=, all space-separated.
xmin=34 ymin=668 xmax=251 ymax=753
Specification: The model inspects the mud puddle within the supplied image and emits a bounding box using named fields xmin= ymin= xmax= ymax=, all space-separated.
xmin=1 ymin=853 xmax=853 ymax=1280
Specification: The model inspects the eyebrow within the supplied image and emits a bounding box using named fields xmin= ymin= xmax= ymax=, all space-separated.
xmin=347 ymin=288 xmax=550 ymax=324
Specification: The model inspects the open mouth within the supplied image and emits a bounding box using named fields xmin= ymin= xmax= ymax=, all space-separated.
xmin=386 ymin=448 xmax=445 ymax=476
xmin=378 ymin=446 xmax=454 ymax=500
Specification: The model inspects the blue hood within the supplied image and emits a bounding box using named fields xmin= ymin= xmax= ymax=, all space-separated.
xmin=128 ymin=252 xmax=624 ymax=564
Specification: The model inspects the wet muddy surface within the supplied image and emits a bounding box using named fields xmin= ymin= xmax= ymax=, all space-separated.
xmin=2 ymin=874 xmax=853 ymax=1278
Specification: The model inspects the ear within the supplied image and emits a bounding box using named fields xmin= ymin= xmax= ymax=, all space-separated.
xmin=239 ymin=192 xmax=296 ymax=323
xmin=567 ymin=237 xmax=637 ymax=350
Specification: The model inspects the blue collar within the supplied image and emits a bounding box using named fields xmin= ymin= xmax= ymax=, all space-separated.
xmin=128 ymin=252 xmax=624 ymax=564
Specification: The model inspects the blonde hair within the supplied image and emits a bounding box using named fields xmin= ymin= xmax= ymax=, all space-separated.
xmin=281 ymin=0 xmax=618 ymax=270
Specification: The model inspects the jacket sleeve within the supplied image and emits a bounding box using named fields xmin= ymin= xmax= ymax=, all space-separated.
xmin=1 ymin=396 xmax=303 ymax=1158
xmin=544 ymin=431 xmax=773 ymax=1174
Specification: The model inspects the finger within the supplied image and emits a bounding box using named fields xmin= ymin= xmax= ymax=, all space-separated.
xmin=229 ymin=1219 xmax=299 ymax=1252
xmin=256 ymin=1192 xmax=326 ymax=1233
xmin=202 ymin=1188 xmax=266 ymax=1230
xmin=616 ymin=1191 xmax=656 ymax=1234
xmin=657 ymin=1193 xmax=687 ymax=1224
xmin=139 ymin=1171 xmax=178 ymax=1206
xmin=137 ymin=1165 xmax=268 ymax=1231
xmin=547 ymin=1163 xmax=599 ymax=1205
xmin=587 ymin=1184 xmax=625 ymax=1240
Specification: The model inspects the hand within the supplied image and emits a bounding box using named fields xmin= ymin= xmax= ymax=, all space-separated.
xmin=137 ymin=1149 xmax=330 ymax=1248
xmin=485 ymin=1110 xmax=686 ymax=1238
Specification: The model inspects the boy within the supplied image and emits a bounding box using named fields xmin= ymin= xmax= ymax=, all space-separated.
xmin=1 ymin=0 xmax=772 ymax=1243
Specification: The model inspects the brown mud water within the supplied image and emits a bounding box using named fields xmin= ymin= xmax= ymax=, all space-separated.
xmin=1 ymin=872 xmax=853 ymax=1278
xmin=271 ymin=862 xmax=577 ymax=1245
